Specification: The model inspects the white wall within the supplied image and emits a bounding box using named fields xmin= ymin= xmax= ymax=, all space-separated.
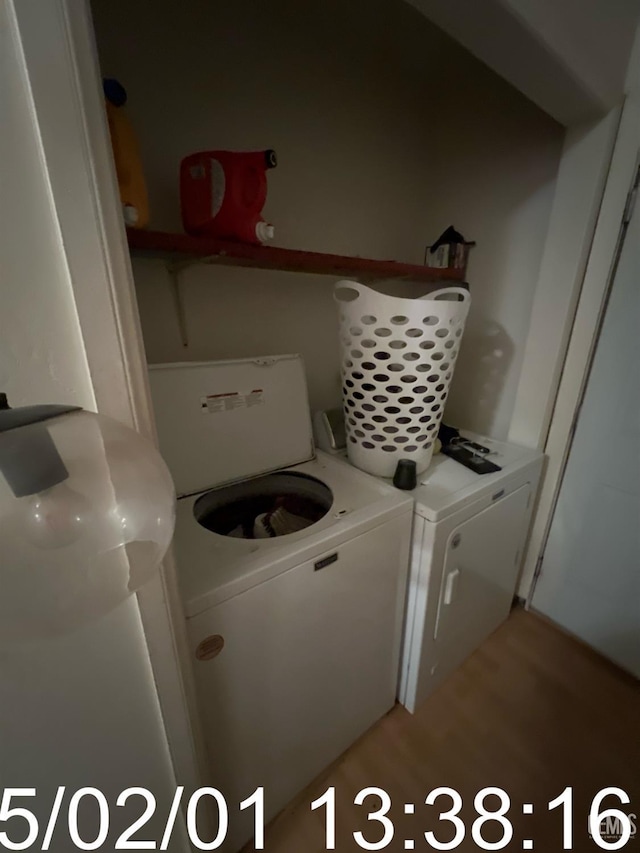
xmin=0 ymin=3 xmax=183 ymax=848
xmin=508 ymin=108 xmax=621 ymax=450
xmin=92 ymin=0 xmax=564 ymax=439
xmin=510 ymin=22 xmax=640 ymax=600
xmin=530 ymin=174 xmax=640 ymax=676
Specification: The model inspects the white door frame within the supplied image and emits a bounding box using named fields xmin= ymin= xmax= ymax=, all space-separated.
xmin=520 ymin=90 xmax=640 ymax=602
xmin=507 ymin=108 xmax=622 ymax=453
xmin=10 ymin=0 xmax=207 ymax=796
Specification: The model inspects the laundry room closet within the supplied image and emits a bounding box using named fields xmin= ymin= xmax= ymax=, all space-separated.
xmin=86 ymin=4 xmax=602 ymax=849
xmin=90 ymin=0 xmax=565 ymax=442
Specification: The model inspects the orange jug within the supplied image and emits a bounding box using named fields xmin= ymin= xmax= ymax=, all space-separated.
xmin=103 ymin=78 xmax=149 ymax=229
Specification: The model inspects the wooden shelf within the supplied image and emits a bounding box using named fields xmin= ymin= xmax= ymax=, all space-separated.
xmin=126 ymin=228 xmax=467 ymax=283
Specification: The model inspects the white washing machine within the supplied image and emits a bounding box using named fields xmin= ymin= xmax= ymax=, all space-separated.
xmin=148 ymin=355 xmax=413 ymax=852
xmin=399 ymin=435 xmax=543 ymax=712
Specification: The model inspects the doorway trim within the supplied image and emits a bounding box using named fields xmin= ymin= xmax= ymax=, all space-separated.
xmin=520 ymin=91 xmax=640 ymax=602
xmin=10 ymin=0 xmax=207 ymax=796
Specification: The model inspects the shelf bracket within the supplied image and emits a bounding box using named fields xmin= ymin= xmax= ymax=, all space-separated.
xmin=167 ymin=261 xmax=189 ymax=347
xmin=165 ymin=254 xmax=229 ymax=348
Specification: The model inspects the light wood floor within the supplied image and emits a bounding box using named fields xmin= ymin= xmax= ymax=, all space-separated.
xmin=250 ymin=608 xmax=640 ymax=852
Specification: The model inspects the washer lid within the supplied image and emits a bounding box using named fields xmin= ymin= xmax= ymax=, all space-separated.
xmin=148 ymin=355 xmax=314 ymax=496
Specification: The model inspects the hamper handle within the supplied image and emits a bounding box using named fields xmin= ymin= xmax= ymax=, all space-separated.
xmin=422 ymin=286 xmax=470 ymax=304
xmin=335 ymin=280 xmax=470 ymax=307
xmin=334 ymin=280 xmax=366 ymax=303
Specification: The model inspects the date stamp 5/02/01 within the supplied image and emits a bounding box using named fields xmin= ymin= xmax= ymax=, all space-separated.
xmin=0 ymin=785 xmax=636 ymax=851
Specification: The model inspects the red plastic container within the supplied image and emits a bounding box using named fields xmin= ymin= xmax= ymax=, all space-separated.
xmin=180 ymin=149 xmax=277 ymax=244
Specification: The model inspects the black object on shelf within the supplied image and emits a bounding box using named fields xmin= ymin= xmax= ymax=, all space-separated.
xmin=425 ymin=225 xmax=475 ymax=271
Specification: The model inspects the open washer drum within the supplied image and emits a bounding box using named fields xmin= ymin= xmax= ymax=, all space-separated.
xmin=148 ymin=355 xmax=331 ymax=540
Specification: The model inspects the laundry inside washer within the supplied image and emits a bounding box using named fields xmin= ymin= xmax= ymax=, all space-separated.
xmin=193 ymin=471 xmax=333 ymax=538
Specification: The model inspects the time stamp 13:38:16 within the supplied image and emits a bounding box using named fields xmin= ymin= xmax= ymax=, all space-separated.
xmin=0 ymin=785 xmax=635 ymax=850
xmin=307 ymin=786 xmax=636 ymax=851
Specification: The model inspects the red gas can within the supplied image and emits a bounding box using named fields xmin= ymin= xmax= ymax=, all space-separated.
xmin=180 ymin=149 xmax=277 ymax=244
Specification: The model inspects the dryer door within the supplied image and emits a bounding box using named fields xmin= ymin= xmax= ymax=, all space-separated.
xmin=434 ymin=484 xmax=530 ymax=649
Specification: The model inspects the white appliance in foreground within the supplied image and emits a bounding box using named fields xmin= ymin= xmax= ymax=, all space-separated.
xmin=400 ymin=436 xmax=542 ymax=712
xmin=149 ymin=356 xmax=412 ymax=852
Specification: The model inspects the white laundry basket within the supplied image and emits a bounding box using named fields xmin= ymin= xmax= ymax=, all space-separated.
xmin=335 ymin=280 xmax=471 ymax=478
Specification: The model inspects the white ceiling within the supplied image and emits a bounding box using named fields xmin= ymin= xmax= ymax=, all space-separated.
xmin=405 ymin=0 xmax=640 ymax=125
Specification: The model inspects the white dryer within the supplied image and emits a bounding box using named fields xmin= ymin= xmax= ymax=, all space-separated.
xmin=399 ymin=435 xmax=543 ymax=712
xmin=148 ymin=355 xmax=412 ymax=852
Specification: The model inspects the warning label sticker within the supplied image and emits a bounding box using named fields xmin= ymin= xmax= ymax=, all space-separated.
xmin=201 ymin=390 xmax=264 ymax=413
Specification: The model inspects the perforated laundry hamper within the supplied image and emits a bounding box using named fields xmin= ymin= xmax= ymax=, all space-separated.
xmin=335 ymin=280 xmax=471 ymax=478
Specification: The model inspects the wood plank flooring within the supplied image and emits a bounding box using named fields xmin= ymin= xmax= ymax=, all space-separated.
xmin=249 ymin=608 xmax=640 ymax=852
